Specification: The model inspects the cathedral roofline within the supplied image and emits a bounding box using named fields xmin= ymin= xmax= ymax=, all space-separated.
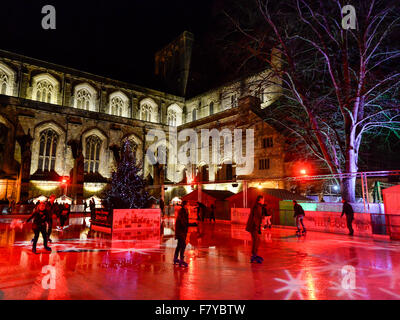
xmin=0 ymin=49 xmax=185 ymax=103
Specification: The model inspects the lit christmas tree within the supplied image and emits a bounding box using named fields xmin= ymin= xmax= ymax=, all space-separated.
xmin=105 ymin=140 xmax=149 ymax=209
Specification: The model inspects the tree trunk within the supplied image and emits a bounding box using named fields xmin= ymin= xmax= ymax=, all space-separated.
xmin=341 ymin=142 xmax=358 ymax=202
xmin=341 ymin=176 xmax=356 ymax=202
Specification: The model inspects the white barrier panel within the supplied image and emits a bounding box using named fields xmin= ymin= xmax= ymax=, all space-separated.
xmin=231 ymin=208 xmax=251 ymax=224
xmin=113 ymin=209 xmax=161 ymax=231
xmin=303 ymin=211 xmax=372 ymax=236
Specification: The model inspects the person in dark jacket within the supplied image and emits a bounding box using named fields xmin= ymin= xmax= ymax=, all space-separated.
xmin=209 ymin=204 xmax=216 ymax=222
xmin=341 ymin=199 xmax=354 ymax=235
xmin=25 ymin=201 xmax=51 ymax=254
xmin=89 ymin=199 xmax=96 ymax=221
xmin=46 ymin=194 xmax=60 ymax=242
xmin=174 ymin=201 xmax=189 ymax=267
xmin=246 ymin=195 xmax=264 ymax=263
xmin=293 ymin=200 xmax=306 ymax=234
xmin=59 ymin=203 xmax=71 ymax=229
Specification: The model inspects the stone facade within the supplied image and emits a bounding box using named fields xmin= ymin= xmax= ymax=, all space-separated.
xmin=0 ymin=46 xmax=300 ymax=204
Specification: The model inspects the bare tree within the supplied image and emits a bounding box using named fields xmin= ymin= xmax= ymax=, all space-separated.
xmin=222 ymin=0 xmax=400 ymax=201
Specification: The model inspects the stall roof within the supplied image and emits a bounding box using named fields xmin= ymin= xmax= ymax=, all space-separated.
xmin=182 ymin=189 xmax=235 ymax=202
xmin=201 ymin=190 xmax=235 ymax=200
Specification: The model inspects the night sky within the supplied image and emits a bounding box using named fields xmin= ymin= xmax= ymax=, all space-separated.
xmin=2 ymin=0 xmax=216 ymax=89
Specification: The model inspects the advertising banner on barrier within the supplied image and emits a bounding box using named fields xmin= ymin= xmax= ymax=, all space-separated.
xmin=231 ymin=208 xmax=251 ymax=224
xmin=303 ymin=211 xmax=372 ymax=236
xmin=113 ymin=209 xmax=161 ymax=231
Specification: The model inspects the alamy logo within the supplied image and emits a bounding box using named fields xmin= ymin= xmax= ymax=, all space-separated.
xmin=146 ymin=128 xmax=255 ymax=176
xmin=341 ymin=5 xmax=357 ymax=30
xmin=41 ymin=5 xmax=56 ymax=30
xmin=341 ymin=265 xmax=356 ymax=289
xmin=41 ymin=265 xmax=56 ymax=289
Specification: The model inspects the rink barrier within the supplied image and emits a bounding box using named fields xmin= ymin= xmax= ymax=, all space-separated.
xmin=231 ymin=204 xmax=399 ymax=238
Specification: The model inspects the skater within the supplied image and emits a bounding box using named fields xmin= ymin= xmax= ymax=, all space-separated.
xmin=293 ymin=200 xmax=306 ymax=235
xmin=46 ymin=194 xmax=60 ymax=243
xmin=89 ymin=199 xmax=96 ymax=221
xmin=209 ymin=204 xmax=216 ymax=222
xmin=262 ymin=204 xmax=272 ymax=229
xmin=246 ymin=195 xmax=264 ymax=263
xmin=59 ymin=202 xmax=70 ymax=229
xmin=196 ymin=202 xmax=201 ymax=221
xmin=25 ymin=201 xmax=51 ymax=254
xmin=197 ymin=202 xmax=206 ymax=222
xmin=174 ymin=200 xmax=189 ymax=267
xmin=341 ymin=199 xmax=354 ymax=235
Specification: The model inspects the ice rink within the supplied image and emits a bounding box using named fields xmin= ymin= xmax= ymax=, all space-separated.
xmin=1 ymin=216 xmax=400 ymax=300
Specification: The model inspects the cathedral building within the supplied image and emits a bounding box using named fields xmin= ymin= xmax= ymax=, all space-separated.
xmin=0 ymin=32 xmax=309 ymax=205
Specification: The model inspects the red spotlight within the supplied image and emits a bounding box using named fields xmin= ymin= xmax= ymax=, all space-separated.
xmin=300 ymin=169 xmax=307 ymax=175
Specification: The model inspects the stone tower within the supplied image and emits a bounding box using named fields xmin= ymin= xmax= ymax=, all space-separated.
xmin=155 ymin=31 xmax=194 ymax=96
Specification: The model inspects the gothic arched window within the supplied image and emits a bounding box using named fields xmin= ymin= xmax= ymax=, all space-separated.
xmin=167 ymin=109 xmax=177 ymax=126
xmin=38 ymin=129 xmax=58 ymax=172
xmin=192 ymin=108 xmax=197 ymax=121
xmin=85 ymin=135 xmax=102 ymax=173
xmin=36 ymin=80 xmax=54 ymax=103
xmin=76 ymin=88 xmax=92 ymax=110
xmin=0 ymin=62 xmax=15 ymax=96
xmin=140 ymin=104 xmax=153 ymax=122
xmin=209 ymin=102 xmax=214 ymax=115
xmin=111 ymin=96 xmax=124 ymax=116
xmin=0 ymin=73 xmax=8 ymax=95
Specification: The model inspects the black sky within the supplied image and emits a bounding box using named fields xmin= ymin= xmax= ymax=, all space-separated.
xmin=2 ymin=0 xmax=216 ymax=89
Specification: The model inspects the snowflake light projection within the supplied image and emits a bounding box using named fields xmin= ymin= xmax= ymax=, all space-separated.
xmin=12 ymin=239 xmax=164 ymax=255
xmin=368 ymin=268 xmax=400 ymax=289
xmin=274 ymin=270 xmax=307 ymax=300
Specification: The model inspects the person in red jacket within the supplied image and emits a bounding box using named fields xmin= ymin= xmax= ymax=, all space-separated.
xmin=246 ymin=195 xmax=264 ymax=263
xmin=174 ymin=201 xmax=189 ymax=267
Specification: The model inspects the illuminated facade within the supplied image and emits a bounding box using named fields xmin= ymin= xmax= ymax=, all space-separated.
xmin=0 ymin=43 xmax=296 ymax=204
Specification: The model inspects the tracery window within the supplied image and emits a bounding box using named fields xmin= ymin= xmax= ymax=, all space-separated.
xmin=76 ymin=88 xmax=92 ymax=110
xmin=0 ymin=72 xmax=8 ymax=95
xmin=84 ymin=135 xmax=102 ymax=173
xmin=167 ymin=109 xmax=177 ymax=126
xmin=140 ymin=104 xmax=153 ymax=122
xmin=111 ymin=96 xmax=124 ymax=116
xmin=36 ymin=80 xmax=54 ymax=103
xmin=38 ymin=129 xmax=58 ymax=172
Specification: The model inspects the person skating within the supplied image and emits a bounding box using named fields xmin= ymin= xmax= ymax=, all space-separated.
xmin=246 ymin=195 xmax=264 ymax=263
xmin=209 ymin=204 xmax=216 ymax=222
xmin=341 ymin=199 xmax=354 ymax=235
xmin=293 ymin=200 xmax=306 ymax=235
xmin=46 ymin=194 xmax=60 ymax=242
xmin=262 ymin=204 xmax=272 ymax=229
xmin=59 ymin=202 xmax=71 ymax=229
xmin=174 ymin=200 xmax=189 ymax=267
xmin=89 ymin=199 xmax=96 ymax=221
xmin=25 ymin=201 xmax=51 ymax=254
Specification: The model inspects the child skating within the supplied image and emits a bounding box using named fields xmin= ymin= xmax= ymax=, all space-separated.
xmin=25 ymin=201 xmax=52 ymax=254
